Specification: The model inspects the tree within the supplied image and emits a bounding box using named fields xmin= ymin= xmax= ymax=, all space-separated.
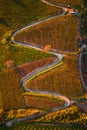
xmin=44 ymin=44 xmax=51 ymax=51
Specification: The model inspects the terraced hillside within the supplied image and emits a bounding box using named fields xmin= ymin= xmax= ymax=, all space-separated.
xmin=47 ymin=0 xmax=82 ymax=7
xmin=0 ymin=122 xmax=86 ymax=130
xmin=0 ymin=0 xmax=60 ymax=70
xmin=37 ymin=105 xmax=87 ymax=125
xmin=82 ymin=0 xmax=87 ymax=37
xmin=0 ymin=0 xmax=60 ymax=37
xmin=0 ymin=43 xmax=53 ymax=70
xmin=0 ymin=68 xmax=24 ymax=110
xmin=0 ymin=0 xmax=87 ymax=128
xmin=27 ymin=55 xmax=82 ymax=98
xmin=0 ymin=57 xmax=57 ymax=110
xmin=15 ymin=15 xmax=78 ymax=52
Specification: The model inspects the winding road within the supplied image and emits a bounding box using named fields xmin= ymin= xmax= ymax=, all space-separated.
xmin=6 ymin=0 xmax=81 ymax=127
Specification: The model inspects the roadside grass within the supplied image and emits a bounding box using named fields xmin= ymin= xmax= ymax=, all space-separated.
xmin=15 ymin=15 xmax=78 ymax=52
xmin=0 ymin=68 xmax=24 ymax=110
xmin=27 ymin=55 xmax=83 ymax=98
xmin=37 ymin=105 xmax=87 ymax=125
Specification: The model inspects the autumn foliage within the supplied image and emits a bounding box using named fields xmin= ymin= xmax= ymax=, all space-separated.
xmin=15 ymin=15 xmax=78 ymax=52
xmin=27 ymin=55 xmax=82 ymax=97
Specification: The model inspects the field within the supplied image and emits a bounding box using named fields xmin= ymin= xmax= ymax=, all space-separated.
xmin=27 ymin=55 xmax=82 ymax=98
xmin=82 ymin=14 xmax=87 ymax=37
xmin=16 ymin=57 xmax=56 ymax=79
xmin=15 ymin=15 xmax=78 ymax=52
xmin=0 ymin=42 xmax=53 ymax=71
xmin=0 ymin=68 xmax=24 ymax=110
xmin=0 ymin=0 xmax=61 ymax=70
xmin=46 ymin=0 xmax=82 ymax=8
xmin=82 ymin=1 xmax=87 ymax=37
xmin=5 ymin=108 xmax=44 ymax=121
xmin=81 ymin=53 xmax=87 ymax=89
xmin=0 ymin=56 xmax=57 ymax=110
xmin=37 ymin=105 xmax=87 ymax=125
xmin=0 ymin=0 xmax=61 ymax=37
xmin=24 ymin=94 xmax=64 ymax=111
xmin=0 ymin=0 xmax=86 ymax=128
xmin=0 ymin=122 xmax=86 ymax=130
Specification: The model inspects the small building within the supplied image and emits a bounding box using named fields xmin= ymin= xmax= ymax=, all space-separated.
xmin=68 ymin=9 xmax=78 ymax=14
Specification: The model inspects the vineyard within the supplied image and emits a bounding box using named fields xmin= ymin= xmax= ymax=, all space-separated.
xmin=0 ymin=0 xmax=87 ymax=129
xmin=0 ymin=68 xmax=24 ymax=110
xmin=16 ymin=57 xmax=56 ymax=79
xmin=46 ymin=0 xmax=82 ymax=8
xmin=24 ymin=94 xmax=64 ymax=110
xmin=15 ymin=15 xmax=78 ymax=52
xmin=81 ymin=53 xmax=87 ymax=88
xmin=82 ymin=0 xmax=87 ymax=37
xmin=27 ymin=55 xmax=82 ymax=98
xmin=0 ymin=0 xmax=61 ymax=37
xmin=37 ymin=105 xmax=87 ymax=125
xmin=0 ymin=56 xmax=57 ymax=110
xmin=0 ymin=0 xmax=60 ymax=70
xmin=0 ymin=122 xmax=86 ymax=130
xmin=0 ymin=43 xmax=52 ymax=70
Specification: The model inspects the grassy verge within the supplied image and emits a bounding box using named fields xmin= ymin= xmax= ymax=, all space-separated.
xmin=15 ymin=15 xmax=78 ymax=52
xmin=27 ymin=55 xmax=82 ymax=98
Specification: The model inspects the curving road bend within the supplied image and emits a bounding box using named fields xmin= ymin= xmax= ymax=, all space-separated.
xmin=79 ymin=51 xmax=87 ymax=91
xmin=6 ymin=0 xmax=71 ymax=127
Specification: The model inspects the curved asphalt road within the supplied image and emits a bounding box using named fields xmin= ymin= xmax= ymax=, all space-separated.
xmin=6 ymin=0 xmax=71 ymax=127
